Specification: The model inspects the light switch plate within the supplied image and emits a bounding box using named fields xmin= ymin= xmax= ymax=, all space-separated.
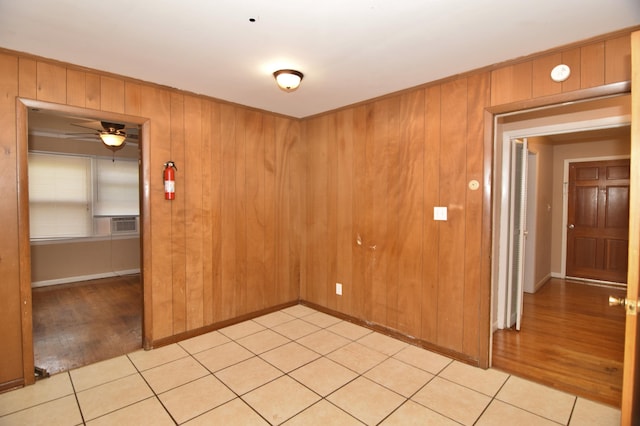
xmin=434 ymin=206 xmax=447 ymax=221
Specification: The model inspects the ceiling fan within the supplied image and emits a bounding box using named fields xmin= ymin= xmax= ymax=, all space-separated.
xmin=70 ymin=120 xmax=137 ymax=151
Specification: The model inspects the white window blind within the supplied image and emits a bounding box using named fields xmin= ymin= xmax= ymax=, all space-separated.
xmin=94 ymin=158 xmax=139 ymax=216
xmin=28 ymin=152 xmax=92 ymax=238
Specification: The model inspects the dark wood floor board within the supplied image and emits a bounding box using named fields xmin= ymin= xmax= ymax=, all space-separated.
xmin=32 ymin=274 xmax=142 ymax=376
xmin=492 ymin=278 xmax=626 ymax=407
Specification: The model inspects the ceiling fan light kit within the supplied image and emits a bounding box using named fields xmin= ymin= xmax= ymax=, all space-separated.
xmin=273 ymin=69 xmax=304 ymax=92
xmin=99 ymin=131 xmax=127 ymax=147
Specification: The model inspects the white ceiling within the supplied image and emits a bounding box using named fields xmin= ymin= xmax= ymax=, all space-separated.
xmin=1 ymin=1 xmax=639 ymax=118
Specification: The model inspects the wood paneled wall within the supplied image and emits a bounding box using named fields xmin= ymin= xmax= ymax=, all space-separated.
xmin=0 ymin=28 xmax=634 ymax=389
xmin=300 ymin=31 xmax=633 ymax=364
xmin=0 ymin=52 xmax=303 ymax=389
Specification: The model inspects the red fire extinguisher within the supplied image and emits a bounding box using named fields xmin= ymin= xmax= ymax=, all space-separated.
xmin=163 ymin=161 xmax=177 ymax=200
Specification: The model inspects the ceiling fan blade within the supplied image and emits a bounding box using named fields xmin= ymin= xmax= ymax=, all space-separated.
xmin=64 ymin=132 xmax=98 ymax=137
xmin=70 ymin=120 xmax=105 ymax=131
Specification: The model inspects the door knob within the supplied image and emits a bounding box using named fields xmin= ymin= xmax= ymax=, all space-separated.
xmin=568 ymin=224 xmax=575 ymax=229
xmin=609 ymin=296 xmax=626 ymax=306
xmin=610 ymin=296 xmax=637 ymax=314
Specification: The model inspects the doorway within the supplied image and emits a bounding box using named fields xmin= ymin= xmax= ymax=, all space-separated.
xmin=17 ymin=99 xmax=149 ymax=379
xmin=491 ymin=94 xmax=631 ymax=404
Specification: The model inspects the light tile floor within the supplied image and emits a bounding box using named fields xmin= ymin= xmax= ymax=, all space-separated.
xmin=0 ymin=304 xmax=622 ymax=425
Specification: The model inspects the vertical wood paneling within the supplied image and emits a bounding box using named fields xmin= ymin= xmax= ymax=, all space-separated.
xmin=282 ymin=118 xmax=303 ymax=302
xmin=0 ymin=53 xmax=23 ymax=385
xmin=605 ymin=35 xmax=631 ymax=84
xmin=581 ymin=42 xmax=605 ymax=88
xmin=209 ymin=102 xmax=223 ymax=322
xmin=18 ymin=58 xmax=36 ymax=99
xmin=326 ymin=114 xmax=338 ymax=312
xmin=170 ymin=93 xmax=186 ymax=334
xmin=383 ymin=97 xmax=401 ymax=331
xmin=234 ymin=109 xmax=248 ymax=315
xmin=220 ymin=104 xmax=237 ymax=320
xmin=336 ymin=109 xmax=354 ymax=316
xmin=422 ymin=85 xmax=441 ymax=342
xmin=294 ymin=121 xmax=304 ymax=300
xmin=561 ymin=48 xmax=582 ymax=92
xmin=245 ymin=110 xmax=266 ymax=313
xmin=100 ymin=76 xmax=125 ymax=113
xmin=184 ymin=96 xmax=204 ymax=329
xmin=201 ymin=100 xmax=214 ymax=325
xmin=532 ymin=53 xmax=562 ymax=98
xmin=36 ymin=62 xmax=66 ymax=103
xmin=352 ymin=105 xmax=368 ymax=321
xmin=305 ymin=116 xmax=329 ymax=306
xmin=274 ymin=117 xmax=296 ymax=302
xmin=395 ymin=90 xmax=424 ymax=336
xmin=124 ymin=82 xmax=142 ymax=116
xmin=275 ymin=117 xmax=291 ymax=302
xmin=263 ymin=115 xmax=277 ymax=308
xmin=66 ymin=69 xmax=86 ymax=107
xmin=369 ymin=99 xmax=393 ymax=326
xmin=361 ymin=105 xmax=376 ymax=322
xmin=490 ymin=61 xmax=532 ymax=106
xmin=141 ymin=85 xmax=173 ymax=340
xmin=463 ymin=72 xmax=490 ymax=356
xmin=85 ymin=73 xmax=101 ymax=110
xmin=437 ymin=78 xmax=467 ymax=352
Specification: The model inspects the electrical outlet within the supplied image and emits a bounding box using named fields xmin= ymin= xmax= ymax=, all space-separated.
xmin=336 ymin=282 xmax=343 ymax=296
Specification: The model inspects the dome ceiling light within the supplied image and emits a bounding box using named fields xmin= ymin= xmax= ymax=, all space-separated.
xmin=273 ymin=69 xmax=304 ymax=92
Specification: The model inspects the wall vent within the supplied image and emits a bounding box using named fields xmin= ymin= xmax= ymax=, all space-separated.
xmin=110 ymin=216 xmax=138 ymax=234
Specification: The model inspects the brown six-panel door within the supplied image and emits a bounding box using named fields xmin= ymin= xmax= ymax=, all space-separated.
xmin=566 ymin=159 xmax=630 ymax=283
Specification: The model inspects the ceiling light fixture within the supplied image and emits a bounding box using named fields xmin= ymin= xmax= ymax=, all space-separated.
xmin=273 ymin=69 xmax=304 ymax=92
xmin=99 ymin=130 xmax=126 ymax=147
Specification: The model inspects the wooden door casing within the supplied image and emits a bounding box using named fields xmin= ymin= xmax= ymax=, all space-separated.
xmin=567 ymin=159 xmax=630 ymax=284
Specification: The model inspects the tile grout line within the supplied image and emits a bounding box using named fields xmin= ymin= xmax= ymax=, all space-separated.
xmin=67 ymin=370 xmax=87 ymax=426
xmin=181 ymin=350 xmax=273 ymax=425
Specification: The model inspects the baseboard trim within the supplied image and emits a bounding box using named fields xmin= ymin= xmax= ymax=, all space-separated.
xmin=565 ymin=276 xmax=627 ymax=289
xmin=0 ymin=378 xmax=24 ymax=394
xmin=300 ymin=300 xmax=481 ymax=368
xmin=148 ymin=300 xmax=299 ymax=350
xmin=147 ymin=299 xmax=482 ymax=369
xmin=532 ymin=273 xmax=551 ymax=293
xmin=31 ymin=269 xmax=141 ymax=288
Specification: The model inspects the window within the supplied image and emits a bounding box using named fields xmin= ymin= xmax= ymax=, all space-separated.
xmin=94 ymin=158 xmax=140 ymax=217
xmin=28 ymin=152 xmax=139 ymax=240
xmin=28 ymin=153 xmax=92 ymax=238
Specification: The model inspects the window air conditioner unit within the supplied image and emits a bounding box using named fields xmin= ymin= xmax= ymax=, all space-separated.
xmin=110 ymin=216 xmax=138 ymax=234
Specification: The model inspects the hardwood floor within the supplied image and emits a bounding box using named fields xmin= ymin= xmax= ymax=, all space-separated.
xmin=492 ymin=278 xmax=626 ymax=407
xmin=32 ymin=274 xmax=142 ymax=376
